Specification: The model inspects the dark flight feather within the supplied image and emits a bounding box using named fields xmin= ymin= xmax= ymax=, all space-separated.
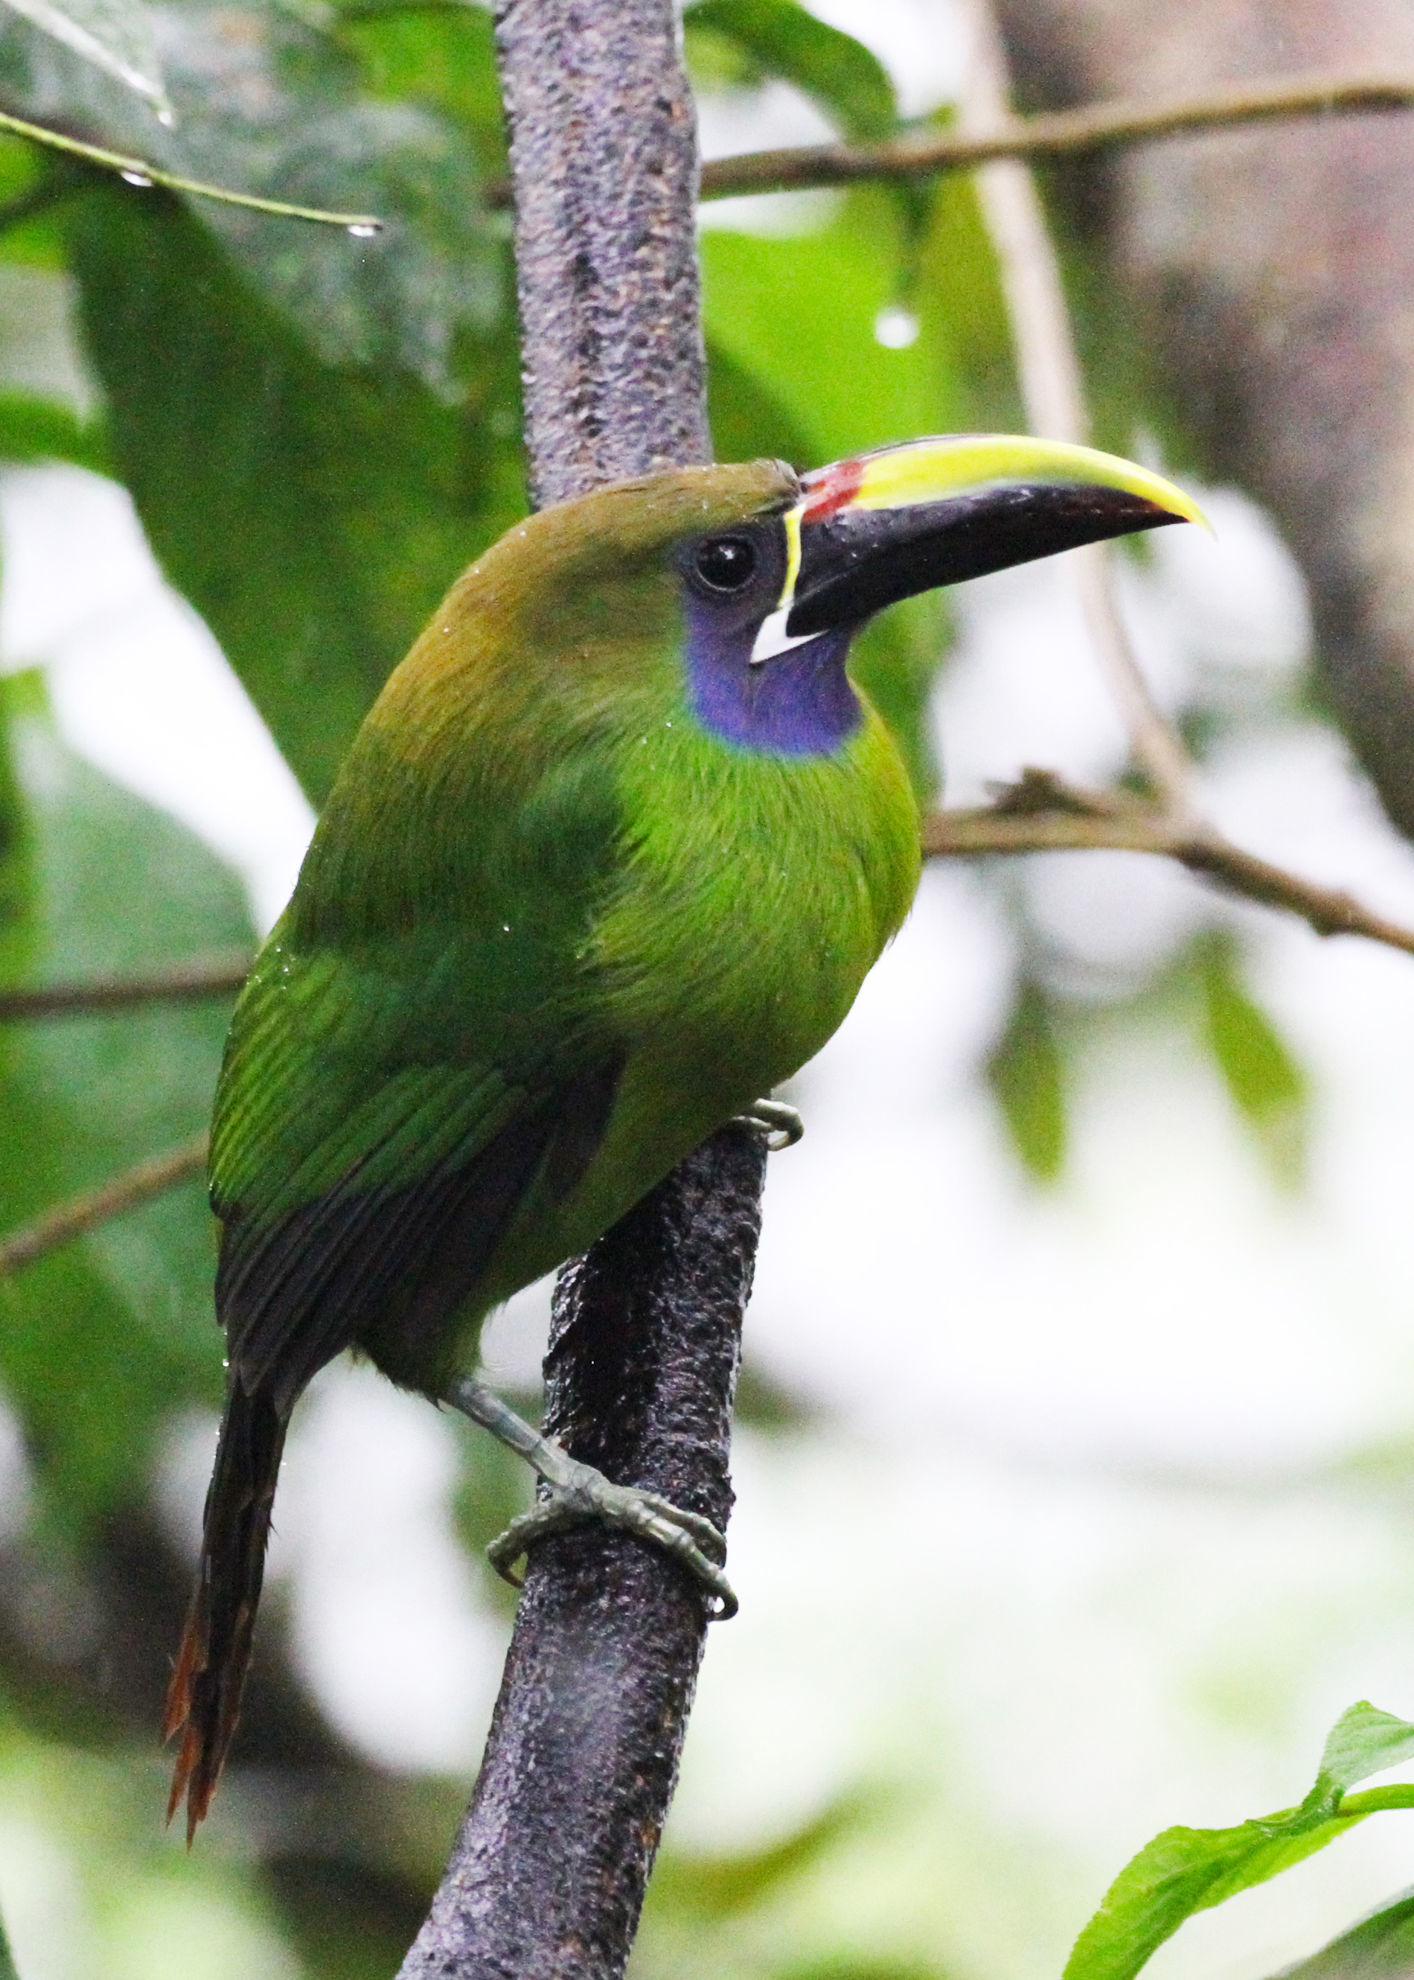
xmin=165 ymin=1052 xmax=625 ymax=1834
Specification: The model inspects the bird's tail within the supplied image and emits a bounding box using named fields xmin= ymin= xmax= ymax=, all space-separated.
xmin=163 ymin=1377 xmax=288 ymax=1840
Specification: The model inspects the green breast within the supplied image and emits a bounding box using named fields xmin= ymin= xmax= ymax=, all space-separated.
xmin=482 ymin=695 xmax=921 ymax=1291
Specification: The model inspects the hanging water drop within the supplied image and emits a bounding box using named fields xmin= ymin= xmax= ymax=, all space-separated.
xmin=873 ymin=304 xmax=919 ymax=349
xmin=347 ymin=220 xmax=381 ymax=239
xmin=121 ymin=169 xmax=154 ymax=188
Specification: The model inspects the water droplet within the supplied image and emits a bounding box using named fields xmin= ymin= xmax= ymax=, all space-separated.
xmin=156 ymin=106 xmax=176 ymax=128
xmin=346 ymin=221 xmax=380 ymax=239
xmin=120 ymin=169 xmax=154 ymax=188
xmin=873 ymin=304 xmax=919 ymax=349
xmin=501 ymin=923 xmax=510 ymax=933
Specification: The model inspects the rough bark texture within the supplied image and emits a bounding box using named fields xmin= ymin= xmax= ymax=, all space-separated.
xmin=397 ymin=1137 xmax=762 ymax=1979
xmin=494 ymin=0 xmax=710 ymax=507
xmin=993 ymin=0 xmax=1414 ymax=835
xmin=396 ymin=5 xmax=767 ymax=1975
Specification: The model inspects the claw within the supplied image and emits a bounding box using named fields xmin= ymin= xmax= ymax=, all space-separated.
xmin=487 ymin=1462 xmax=737 ymax=1620
xmin=734 ymin=1098 xmax=803 ymax=1151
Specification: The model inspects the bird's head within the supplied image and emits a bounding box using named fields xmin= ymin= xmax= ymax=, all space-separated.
xmin=413 ymin=436 xmax=1203 ymax=756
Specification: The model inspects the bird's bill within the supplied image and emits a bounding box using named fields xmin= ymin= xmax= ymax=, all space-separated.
xmin=751 ymin=435 xmax=1205 ymax=663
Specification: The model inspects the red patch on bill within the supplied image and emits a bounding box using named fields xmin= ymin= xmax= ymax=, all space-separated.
xmin=800 ymin=456 xmax=866 ymax=522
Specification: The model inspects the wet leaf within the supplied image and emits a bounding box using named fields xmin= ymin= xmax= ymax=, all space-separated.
xmin=1 ymin=0 xmax=171 ymax=118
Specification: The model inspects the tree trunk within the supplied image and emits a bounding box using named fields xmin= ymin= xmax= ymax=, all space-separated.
xmin=396 ymin=4 xmax=767 ymax=1974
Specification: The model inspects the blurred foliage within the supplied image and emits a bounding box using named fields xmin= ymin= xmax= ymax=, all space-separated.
xmin=0 ymin=0 xmax=1387 ymax=1976
xmin=986 ymin=977 xmax=1067 ymax=1182
xmin=1195 ymin=932 xmax=1308 ymax=1189
xmin=686 ymin=0 xmax=898 ymax=142
xmin=5 ymin=0 xmax=171 ymax=117
xmin=0 ymin=674 xmax=243 ymax=1530
xmin=1273 ymin=1887 xmax=1414 ymax=1980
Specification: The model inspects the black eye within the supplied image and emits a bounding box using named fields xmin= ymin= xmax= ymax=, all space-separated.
xmin=693 ymin=535 xmax=758 ymax=592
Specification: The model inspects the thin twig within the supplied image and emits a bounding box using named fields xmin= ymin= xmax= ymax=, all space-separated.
xmin=697 ymin=70 xmax=1414 ymax=202
xmin=0 ymin=1132 xmax=209 ymax=1279
xmin=923 ymin=769 xmax=1414 ymax=957
xmin=0 ymin=104 xmax=384 ymax=232
xmin=0 ymin=954 xmax=251 ymax=1022
xmin=959 ymin=0 xmax=1196 ymax=819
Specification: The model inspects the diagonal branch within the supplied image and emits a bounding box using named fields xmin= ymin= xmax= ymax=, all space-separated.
xmin=923 ymin=769 xmax=1414 ymax=956
xmin=0 ymin=1132 xmax=209 ymax=1278
xmin=698 ymin=71 xmax=1414 ymax=202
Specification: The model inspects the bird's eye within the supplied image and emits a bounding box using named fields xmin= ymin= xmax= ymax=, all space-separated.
xmin=692 ymin=536 xmax=758 ymax=592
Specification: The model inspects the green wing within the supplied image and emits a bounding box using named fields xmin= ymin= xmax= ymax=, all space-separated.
xmin=210 ymin=742 xmax=628 ymax=1408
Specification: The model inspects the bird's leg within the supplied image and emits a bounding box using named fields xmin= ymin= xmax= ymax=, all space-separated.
xmin=733 ymin=1097 xmax=803 ymax=1149
xmin=444 ymin=1374 xmax=737 ymax=1619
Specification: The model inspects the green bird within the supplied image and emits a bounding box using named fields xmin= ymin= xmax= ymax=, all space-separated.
xmin=165 ymin=435 xmax=1200 ymax=1834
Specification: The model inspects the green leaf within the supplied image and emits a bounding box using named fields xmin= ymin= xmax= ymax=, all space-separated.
xmin=0 ymin=388 xmax=107 ymax=471
xmin=0 ymin=0 xmax=171 ymax=119
xmin=70 ymin=182 xmax=521 ymax=800
xmin=687 ymin=0 xmax=897 ymax=142
xmin=986 ymin=979 xmax=1067 ymax=1182
xmin=339 ymin=0 xmax=507 ymax=181
xmin=649 ymin=1793 xmax=878 ymax=1920
xmin=1308 ymin=1701 xmax=1414 ymax=1804
xmin=0 ymin=0 xmax=507 ymax=391
xmin=1065 ymin=1703 xmax=1414 ymax=1980
xmin=0 ymin=1906 xmax=18 ymax=1980
xmin=702 ymin=188 xmax=963 ymax=464
xmin=0 ymin=677 xmax=252 ymax=1525
xmin=1195 ymin=933 xmax=1307 ymax=1188
xmin=1268 ymin=1887 xmax=1414 ymax=1979
xmin=707 ymin=337 xmax=815 ymax=467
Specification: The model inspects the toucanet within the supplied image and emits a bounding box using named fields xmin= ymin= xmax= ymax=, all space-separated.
xmin=166 ymin=434 xmax=1201 ymax=1834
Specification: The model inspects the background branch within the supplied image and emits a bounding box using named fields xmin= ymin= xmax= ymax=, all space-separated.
xmin=0 ymin=954 xmax=251 ymax=1022
xmin=0 ymin=1132 xmax=209 ymax=1277
xmin=395 ymin=3 xmax=763 ymax=1975
xmin=923 ymin=770 xmax=1414 ymax=955
xmin=960 ymin=0 xmax=1195 ymax=819
xmin=697 ymin=70 xmax=1414 ymax=201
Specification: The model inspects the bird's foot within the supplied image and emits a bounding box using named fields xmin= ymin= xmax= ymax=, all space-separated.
xmin=487 ymin=1466 xmax=736 ymax=1619
xmin=444 ymin=1375 xmax=737 ymax=1619
xmin=734 ymin=1097 xmax=803 ymax=1150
